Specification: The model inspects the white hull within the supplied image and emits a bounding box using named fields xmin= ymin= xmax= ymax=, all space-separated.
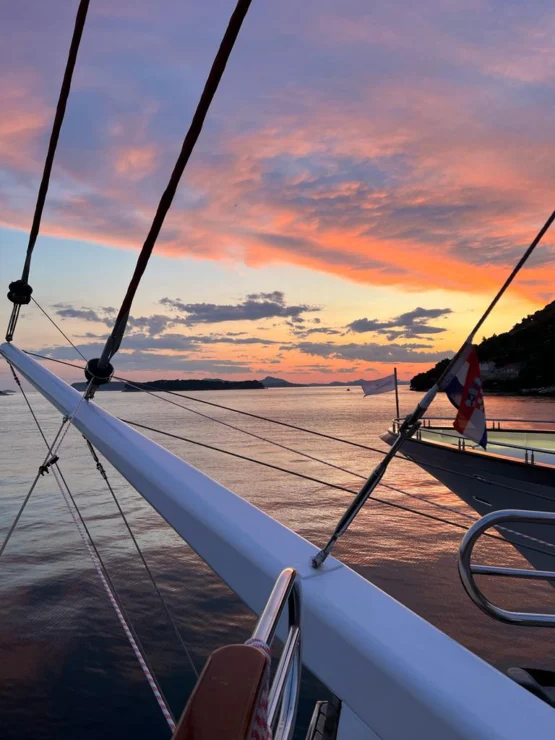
xmin=3 ymin=342 xmax=555 ymax=739
xmin=382 ymin=429 xmax=555 ymax=572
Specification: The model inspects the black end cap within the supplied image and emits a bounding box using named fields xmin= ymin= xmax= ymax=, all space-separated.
xmin=85 ymin=358 xmax=114 ymax=386
xmin=7 ymin=280 xmax=33 ymax=305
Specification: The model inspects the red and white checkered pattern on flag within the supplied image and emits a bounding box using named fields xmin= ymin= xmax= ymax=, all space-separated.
xmin=245 ymin=638 xmax=273 ymax=740
xmin=442 ymin=344 xmax=487 ymax=448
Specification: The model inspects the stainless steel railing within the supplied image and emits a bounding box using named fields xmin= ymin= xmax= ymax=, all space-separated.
xmin=458 ymin=510 xmax=555 ymax=627
xmin=390 ymin=418 xmax=555 ymax=463
xmin=251 ymin=567 xmax=301 ymax=740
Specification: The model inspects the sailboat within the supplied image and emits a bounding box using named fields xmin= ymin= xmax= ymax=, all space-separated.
xmin=3 ymin=0 xmax=555 ymax=737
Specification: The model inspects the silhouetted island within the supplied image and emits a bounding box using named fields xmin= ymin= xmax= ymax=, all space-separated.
xmin=72 ymin=379 xmax=264 ymax=392
xmin=410 ymin=300 xmax=555 ymax=395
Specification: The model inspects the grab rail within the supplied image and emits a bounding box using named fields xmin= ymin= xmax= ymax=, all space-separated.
xmin=458 ymin=510 xmax=555 ymax=627
xmin=251 ymin=567 xmax=302 ymax=740
xmin=390 ymin=421 xmax=555 ymax=463
xmin=416 ymin=426 xmax=554 ymax=457
xmin=393 ymin=417 xmax=555 ymax=435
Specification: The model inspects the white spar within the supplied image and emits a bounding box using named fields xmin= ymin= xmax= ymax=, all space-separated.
xmin=2 ymin=341 xmax=555 ymax=740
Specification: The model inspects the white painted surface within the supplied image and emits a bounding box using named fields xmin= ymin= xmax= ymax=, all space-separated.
xmin=338 ymin=706 xmax=382 ymax=740
xmin=3 ymin=342 xmax=555 ymax=739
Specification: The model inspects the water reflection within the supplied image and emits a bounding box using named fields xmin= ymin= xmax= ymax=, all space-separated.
xmin=1 ymin=386 xmax=554 ymax=738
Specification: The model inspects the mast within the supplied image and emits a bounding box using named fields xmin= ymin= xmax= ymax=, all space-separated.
xmin=393 ymin=367 xmax=400 ymax=420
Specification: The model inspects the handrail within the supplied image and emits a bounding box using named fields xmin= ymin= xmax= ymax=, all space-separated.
xmin=458 ymin=510 xmax=555 ymax=627
xmin=401 ymin=417 xmax=555 ymax=425
xmin=251 ymin=567 xmax=301 ymax=740
xmin=417 ymin=426 xmax=555 ymax=457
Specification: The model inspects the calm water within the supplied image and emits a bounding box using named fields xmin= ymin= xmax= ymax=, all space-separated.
xmin=1 ymin=385 xmax=554 ymax=739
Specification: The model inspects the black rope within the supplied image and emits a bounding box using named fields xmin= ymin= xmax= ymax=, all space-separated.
xmin=96 ymin=0 xmax=253 ymax=371
xmin=10 ymin=349 xmax=555 ymax=561
xmin=6 ymin=0 xmax=90 ymax=342
xmin=113 ymin=375 xmax=555 ymax=508
xmin=84 ymin=438 xmax=199 ymax=679
xmin=23 ymin=350 xmax=555 ymax=510
xmin=117 ymin=376 xmax=380 ymax=452
xmin=19 ymin=346 xmax=475 ymax=526
xmin=121 ymin=418 xmax=555 ymax=561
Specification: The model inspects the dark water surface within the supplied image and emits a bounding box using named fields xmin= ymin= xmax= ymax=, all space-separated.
xmin=1 ymin=386 xmax=554 ymax=739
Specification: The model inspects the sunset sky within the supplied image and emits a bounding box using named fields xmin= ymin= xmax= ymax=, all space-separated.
xmin=1 ymin=0 xmax=554 ymax=385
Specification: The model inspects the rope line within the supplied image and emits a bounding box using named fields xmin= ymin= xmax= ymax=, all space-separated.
xmin=32 ymin=298 xmax=87 ymax=361
xmin=116 ymin=378 xmax=481 ymax=525
xmin=0 ymin=416 xmax=68 ymax=560
xmin=0 ymin=354 xmax=89 ymax=558
xmin=117 ymin=376 xmax=380 ymax=452
xmin=97 ymin=0 xmax=253 ymax=368
xmin=121 ymin=417 xmax=555 ymax=561
xmin=52 ymin=465 xmax=176 ymax=730
xmin=6 ymin=0 xmax=91 ymax=342
xmin=23 ymin=351 xmax=555 ymax=510
xmin=84 ymin=438 xmax=200 ymax=679
xmin=6 ymin=364 xmax=176 ymax=730
xmin=8 ymin=349 xmax=555 ymax=560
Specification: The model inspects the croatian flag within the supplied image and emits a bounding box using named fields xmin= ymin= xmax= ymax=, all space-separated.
xmin=361 ymin=374 xmax=396 ymax=397
xmin=441 ymin=344 xmax=487 ymax=448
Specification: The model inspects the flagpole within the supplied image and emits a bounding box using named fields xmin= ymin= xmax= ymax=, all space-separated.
xmin=312 ymin=210 xmax=555 ymax=568
xmin=393 ymin=367 xmax=400 ymax=420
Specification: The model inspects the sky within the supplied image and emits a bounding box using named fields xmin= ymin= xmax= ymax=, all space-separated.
xmin=1 ymin=0 xmax=554 ymax=386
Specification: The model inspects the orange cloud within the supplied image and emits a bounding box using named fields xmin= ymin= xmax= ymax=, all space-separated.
xmin=114 ymin=145 xmax=158 ymax=181
xmin=2 ymin=9 xmax=555 ymax=310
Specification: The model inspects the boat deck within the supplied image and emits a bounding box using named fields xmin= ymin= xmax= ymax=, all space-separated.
xmin=408 ymin=420 xmax=555 ymax=468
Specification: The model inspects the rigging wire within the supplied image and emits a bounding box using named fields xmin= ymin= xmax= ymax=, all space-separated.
xmin=9 ymin=346 xmax=555 ymax=557
xmin=0 ymin=415 xmax=68 ymax=560
xmin=121 ymin=418 xmax=555 ymax=561
xmin=52 ymin=465 xmax=176 ymax=730
xmin=95 ymin=0 xmax=253 ymax=371
xmin=115 ymin=378 xmax=478 ymax=524
xmin=6 ymin=0 xmax=91 ymax=342
xmin=5 ymin=363 xmax=176 ymax=730
xmin=32 ymin=297 xmax=87 ymax=361
xmin=84 ymin=438 xmax=200 ymax=679
xmin=23 ymin=351 xmax=555 ymax=511
xmin=112 ymin=374 xmax=555 ymax=508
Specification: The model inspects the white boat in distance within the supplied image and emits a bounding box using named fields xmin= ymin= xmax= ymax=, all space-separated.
xmin=382 ymin=417 xmax=555 ymax=573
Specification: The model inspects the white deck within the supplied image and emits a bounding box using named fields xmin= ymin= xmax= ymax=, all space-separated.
xmin=3 ymin=342 xmax=555 ymax=739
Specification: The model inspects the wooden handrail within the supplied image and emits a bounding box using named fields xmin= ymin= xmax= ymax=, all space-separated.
xmin=172 ymin=644 xmax=267 ymax=740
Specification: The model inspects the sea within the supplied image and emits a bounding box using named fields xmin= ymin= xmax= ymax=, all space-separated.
xmin=1 ymin=384 xmax=554 ymax=739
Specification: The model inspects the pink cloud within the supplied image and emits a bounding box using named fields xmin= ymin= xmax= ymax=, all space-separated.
xmin=1 ymin=0 xmax=555 ymax=307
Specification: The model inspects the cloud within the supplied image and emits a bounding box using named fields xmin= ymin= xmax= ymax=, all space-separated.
xmin=293 ymin=340 xmax=452 ymax=363
xmin=35 ymin=343 xmax=253 ymax=374
xmin=35 ymin=331 xmax=282 ymax=359
xmin=347 ymin=306 xmax=452 ymax=340
xmin=3 ymin=0 xmax=555 ymax=305
xmin=55 ymin=307 xmax=105 ymax=323
xmin=160 ymin=293 xmax=320 ymax=325
xmin=286 ymin=323 xmax=342 ymax=338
